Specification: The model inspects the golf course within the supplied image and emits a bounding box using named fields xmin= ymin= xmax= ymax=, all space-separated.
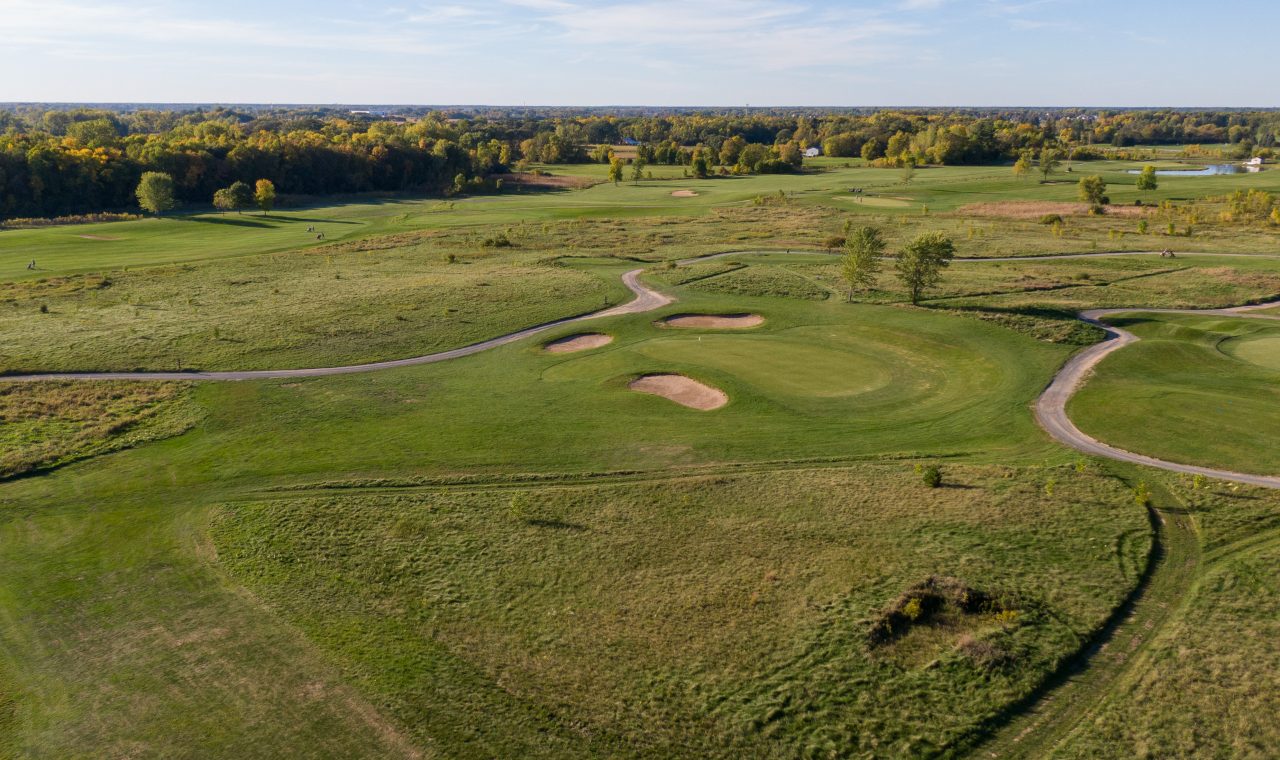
xmin=4 ymin=141 xmax=1280 ymax=758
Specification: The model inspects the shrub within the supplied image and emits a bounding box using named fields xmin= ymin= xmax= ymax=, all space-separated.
xmin=903 ymin=597 xmax=923 ymax=621
xmin=824 ymin=235 xmax=846 ymax=250
xmin=1038 ymin=214 xmax=1063 ymax=225
xmin=922 ymin=465 xmax=942 ymax=488
xmin=481 ymin=233 xmax=513 ymax=248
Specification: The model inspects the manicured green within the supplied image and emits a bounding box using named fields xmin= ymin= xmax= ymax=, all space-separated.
xmin=1070 ymin=313 xmax=1280 ymax=475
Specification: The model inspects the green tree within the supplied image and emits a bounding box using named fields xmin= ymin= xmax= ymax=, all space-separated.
xmin=1136 ymin=165 xmax=1158 ymax=192
xmin=690 ymin=149 xmax=710 ymax=179
xmin=1078 ymin=175 xmax=1109 ymax=208
xmin=135 ymin=171 xmax=176 ymax=215
xmin=1012 ymin=150 xmax=1033 ymax=179
xmin=900 ymin=160 xmax=916 ymax=185
xmin=631 ymin=158 xmax=646 ymax=185
xmin=895 ymin=232 xmax=955 ymax=304
xmin=1038 ymin=148 xmax=1060 ymax=181
xmin=841 ymin=226 xmax=885 ymax=301
xmin=608 ymin=157 xmax=625 ymax=185
xmin=254 ymin=178 xmax=276 ymax=214
xmin=227 ymin=180 xmax=254 ymax=213
xmin=212 ymin=187 xmax=235 ymax=213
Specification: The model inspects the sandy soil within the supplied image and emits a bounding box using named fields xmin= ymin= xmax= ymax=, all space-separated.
xmin=77 ymin=235 xmax=120 ymax=240
xmin=543 ymin=333 xmax=614 ymax=353
xmin=661 ymin=313 xmax=764 ymax=329
xmin=629 ymin=374 xmax=728 ymax=410
xmin=958 ymin=201 xmax=1151 ymax=219
xmin=671 ymin=190 xmax=699 ymax=197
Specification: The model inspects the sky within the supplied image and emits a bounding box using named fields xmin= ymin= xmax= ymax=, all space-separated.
xmin=1 ymin=0 xmax=1276 ymax=107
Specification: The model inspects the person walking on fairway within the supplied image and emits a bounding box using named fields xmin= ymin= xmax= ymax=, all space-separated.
xmin=27 ymin=259 xmax=35 ymax=270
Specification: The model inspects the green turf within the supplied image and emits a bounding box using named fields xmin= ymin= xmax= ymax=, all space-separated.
xmin=1069 ymin=313 xmax=1280 ymax=475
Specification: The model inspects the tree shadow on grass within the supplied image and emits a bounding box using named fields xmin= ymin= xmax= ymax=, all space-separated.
xmin=525 ymin=518 xmax=588 ymax=531
xmin=187 ymin=216 xmax=272 ymax=228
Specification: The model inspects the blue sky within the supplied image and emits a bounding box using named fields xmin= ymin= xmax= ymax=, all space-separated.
xmin=2 ymin=0 xmax=1275 ymax=106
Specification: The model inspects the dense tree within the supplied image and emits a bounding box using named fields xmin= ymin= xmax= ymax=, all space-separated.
xmin=841 ymin=226 xmax=885 ymax=301
xmin=608 ymin=156 xmax=624 ymax=185
xmin=895 ymin=232 xmax=955 ymax=304
xmin=690 ymin=148 xmax=710 ymax=179
xmin=1078 ymin=175 xmax=1109 ymax=208
xmin=1136 ymin=165 xmax=1158 ymax=192
xmin=227 ymin=181 xmax=254 ymax=213
xmin=254 ymin=178 xmax=276 ymax=213
xmin=134 ymin=171 xmax=176 ymax=215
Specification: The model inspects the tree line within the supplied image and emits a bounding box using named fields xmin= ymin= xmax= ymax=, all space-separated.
xmin=3 ymin=106 xmax=1280 ymax=219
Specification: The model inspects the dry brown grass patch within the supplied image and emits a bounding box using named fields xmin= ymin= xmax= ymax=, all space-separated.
xmin=957 ymin=201 xmax=1152 ymax=219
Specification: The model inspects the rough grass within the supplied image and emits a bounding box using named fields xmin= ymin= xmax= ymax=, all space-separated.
xmin=0 ymin=251 xmax=621 ymax=372
xmin=1055 ymin=481 xmax=1280 ymax=759
xmin=686 ymin=265 xmax=831 ymax=300
xmin=0 ymin=381 xmax=200 ymax=479
xmin=211 ymin=464 xmax=1149 ymax=759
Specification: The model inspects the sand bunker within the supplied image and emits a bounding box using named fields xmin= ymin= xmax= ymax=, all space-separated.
xmin=77 ymin=234 xmax=120 ymax=241
xmin=671 ymin=189 xmax=699 ymax=197
xmin=629 ymin=374 xmax=727 ymax=410
xmin=660 ymin=313 xmax=764 ymax=329
xmin=544 ymin=333 xmax=614 ymax=354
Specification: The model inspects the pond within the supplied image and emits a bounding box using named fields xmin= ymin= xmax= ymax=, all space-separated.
xmin=1126 ymin=164 xmax=1261 ymax=176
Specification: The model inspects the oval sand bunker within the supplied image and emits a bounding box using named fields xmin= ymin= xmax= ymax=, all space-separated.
xmin=629 ymin=374 xmax=728 ymax=410
xmin=671 ymin=189 xmax=699 ymax=197
xmin=544 ymin=333 xmax=614 ymax=354
xmin=661 ymin=313 xmax=764 ymax=329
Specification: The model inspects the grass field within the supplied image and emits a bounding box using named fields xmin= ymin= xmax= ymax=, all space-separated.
xmin=1 ymin=154 xmax=1279 ymax=757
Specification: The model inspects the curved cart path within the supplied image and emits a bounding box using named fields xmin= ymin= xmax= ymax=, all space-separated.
xmin=1034 ymin=299 xmax=1280 ymax=488
xmin=5 ymin=248 xmax=1280 ymax=487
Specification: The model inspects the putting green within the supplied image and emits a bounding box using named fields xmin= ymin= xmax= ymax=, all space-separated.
xmin=1223 ymin=333 xmax=1280 ymax=371
xmin=632 ymin=331 xmax=897 ymax=399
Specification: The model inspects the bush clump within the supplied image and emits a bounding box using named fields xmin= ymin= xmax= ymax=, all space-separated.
xmin=1038 ymin=213 xmax=1064 ymax=225
xmin=922 ymin=464 xmax=942 ymax=488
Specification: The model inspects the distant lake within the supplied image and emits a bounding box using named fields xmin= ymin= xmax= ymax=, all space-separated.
xmin=1126 ymin=164 xmax=1261 ymax=176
